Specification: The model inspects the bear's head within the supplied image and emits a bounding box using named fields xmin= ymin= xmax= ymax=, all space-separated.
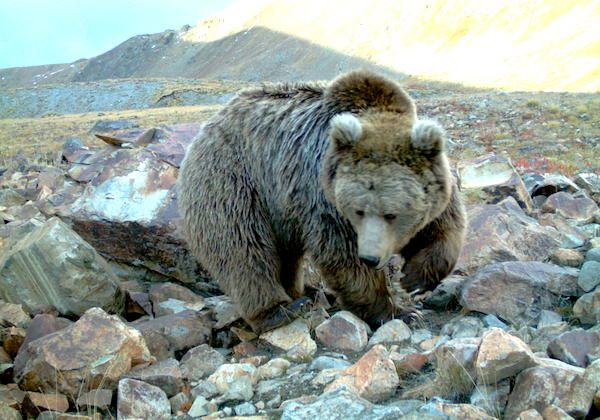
xmin=322 ymin=72 xmax=452 ymax=269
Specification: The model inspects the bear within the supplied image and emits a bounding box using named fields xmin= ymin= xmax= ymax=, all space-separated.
xmin=177 ymin=70 xmax=466 ymax=334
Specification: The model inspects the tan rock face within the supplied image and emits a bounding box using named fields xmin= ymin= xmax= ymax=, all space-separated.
xmin=476 ymin=328 xmax=537 ymax=384
xmin=0 ymin=217 xmax=120 ymax=316
xmin=22 ymin=391 xmax=69 ymax=417
xmin=15 ymin=307 xmax=152 ymax=399
xmin=260 ymin=319 xmax=317 ymax=361
xmin=541 ymin=191 xmax=598 ymax=222
xmin=326 ymin=344 xmax=399 ymax=402
xmin=431 ymin=401 xmax=498 ymax=420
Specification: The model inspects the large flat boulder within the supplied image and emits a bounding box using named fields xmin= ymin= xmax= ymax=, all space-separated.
xmin=0 ymin=217 xmax=120 ymax=316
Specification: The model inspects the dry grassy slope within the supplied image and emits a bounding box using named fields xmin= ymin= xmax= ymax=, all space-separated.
xmin=186 ymin=0 xmax=600 ymax=92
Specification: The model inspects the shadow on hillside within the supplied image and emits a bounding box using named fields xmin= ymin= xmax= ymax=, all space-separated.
xmin=72 ymin=26 xmax=408 ymax=83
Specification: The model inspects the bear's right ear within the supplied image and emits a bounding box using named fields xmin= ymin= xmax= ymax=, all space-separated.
xmin=330 ymin=113 xmax=362 ymax=149
xmin=410 ymin=120 xmax=445 ymax=157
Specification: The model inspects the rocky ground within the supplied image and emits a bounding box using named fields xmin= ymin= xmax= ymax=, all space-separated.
xmin=0 ymin=119 xmax=598 ymax=419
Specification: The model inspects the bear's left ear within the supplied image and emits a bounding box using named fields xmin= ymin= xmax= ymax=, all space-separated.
xmin=411 ymin=120 xmax=445 ymax=157
xmin=330 ymin=113 xmax=362 ymax=149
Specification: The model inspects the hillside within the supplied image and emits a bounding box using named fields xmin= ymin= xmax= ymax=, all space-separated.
xmin=1 ymin=0 xmax=598 ymax=91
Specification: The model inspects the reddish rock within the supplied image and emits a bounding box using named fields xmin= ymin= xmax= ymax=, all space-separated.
xmin=117 ymin=378 xmax=170 ymax=420
xmin=390 ymin=352 xmax=428 ymax=375
xmin=1 ymin=327 xmax=26 ymax=357
xmin=476 ymin=328 xmax=536 ymax=384
xmin=457 ymin=197 xmax=559 ymax=274
xmin=326 ymin=345 xmax=399 ymax=402
xmin=0 ymin=384 xmax=25 ymax=410
xmin=315 ymin=311 xmax=369 ymax=352
xmin=15 ymin=308 xmax=152 ymax=399
xmin=542 ymin=191 xmax=598 ymax=222
xmin=22 ymin=391 xmax=69 ymax=417
xmin=461 ymin=261 xmax=581 ymax=324
xmin=233 ymin=341 xmax=258 ymax=358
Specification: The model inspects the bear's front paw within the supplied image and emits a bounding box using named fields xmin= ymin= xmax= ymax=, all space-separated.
xmin=248 ymin=297 xmax=313 ymax=334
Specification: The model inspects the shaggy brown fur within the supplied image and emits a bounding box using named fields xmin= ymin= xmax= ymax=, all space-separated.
xmin=177 ymin=70 xmax=465 ymax=333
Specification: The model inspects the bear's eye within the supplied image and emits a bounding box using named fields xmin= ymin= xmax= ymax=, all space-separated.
xmin=355 ymin=210 xmax=365 ymax=217
xmin=384 ymin=214 xmax=397 ymax=221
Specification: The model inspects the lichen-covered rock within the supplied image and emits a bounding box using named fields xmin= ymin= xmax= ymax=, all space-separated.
xmin=461 ymin=261 xmax=581 ymax=324
xmin=315 ymin=311 xmax=369 ymax=352
xmin=326 ymin=345 xmax=399 ymax=402
xmin=15 ymin=307 xmax=151 ymax=398
xmin=368 ymin=319 xmax=411 ymax=346
xmin=0 ymin=217 xmax=120 ymax=316
xmin=117 ymin=378 xmax=170 ymax=420
xmin=208 ymin=363 xmax=257 ymax=401
xmin=547 ymin=329 xmax=600 ymax=368
xmin=476 ymin=328 xmax=536 ymax=384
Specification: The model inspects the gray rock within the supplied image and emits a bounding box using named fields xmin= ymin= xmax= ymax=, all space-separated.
xmin=483 ymin=314 xmax=509 ymax=330
xmin=461 ymin=261 xmax=581 ymax=325
xmin=573 ymin=288 xmax=600 ymax=324
xmin=190 ymin=379 xmax=218 ymax=400
xmin=542 ymin=191 xmax=598 ymax=222
xmin=0 ymin=302 xmax=30 ymax=328
xmin=0 ymin=217 xmax=120 ymax=316
xmin=180 ymin=344 xmax=226 ymax=382
xmin=169 ymin=392 xmax=190 ymax=416
xmin=547 ymin=329 xmax=600 ymax=368
xmin=537 ymin=310 xmax=563 ymax=328
xmin=578 ymin=261 xmax=600 ymax=292
xmin=0 ymin=189 xmax=26 ymax=208
xmin=125 ymin=358 xmax=184 ymax=397
xmin=470 ymin=379 xmax=510 ymax=417
xmin=369 ymin=319 xmax=412 ymax=346
xmin=309 ymin=356 xmax=352 ymax=371
xmin=440 ymin=315 xmax=483 ymax=338
xmin=234 ymin=402 xmax=257 ymax=416
xmin=117 ymin=378 xmax=170 ymax=420
xmin=425 ymin=275 xmax=466 ymax=309
xmin=585 ymin=247 xmax=600 ymax=263
xmin=76 ymin=388 xmax=113 ymax=412
xmin=208 ymin=363 xmax=257 ymax=401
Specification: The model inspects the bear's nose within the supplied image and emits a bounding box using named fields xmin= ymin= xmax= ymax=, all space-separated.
xmin=359 ymin=255 xmax=380 ymax=267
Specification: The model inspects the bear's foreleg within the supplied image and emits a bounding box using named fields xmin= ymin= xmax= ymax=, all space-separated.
xmin=400 ymin=185 xmax=466 ymax=293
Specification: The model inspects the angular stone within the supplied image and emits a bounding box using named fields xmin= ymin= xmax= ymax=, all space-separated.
xmin=149 ymin=282 xmax=204 ymax=317
xmin=578 ymin=261 xmax=600 ymax=292
xmin=433 ymin=337 xmax=480 ymax=396
xmin=13 ymin=313 xmax=72 ymax=374
xmin=0 ymin=405 xmax=21 ymax=420
xmin=575 ymin=173 xmax=600 ymax=200
xmin=180 ymin=344 xmax=226 ymax=382
xmin=0 ymin=384 xmax=25 ymax=410
xmin=461 ymin=261 xmax=581 ymax=324
xmin=548 ymin=329 xmax=600 ymax=368
xmin=0 ymin=217 xmax=120 ymax=316
xmin=424 ymin=275 xmax=466 ymax=309
xmin=188 ymin=395 xmax=217 ymax=417
xmin=1 ymin=327 xmax=26 ymax=357
xmin=260 ymin=318 xmax=317 ymax=361
xmin=458 ymin=153 xmax=533 ymax=211
xmin=16 ymin=307 xmax=151 ymax=398
xmin=551 ymin=248 xmax=584 ymax=267
xmin=133 ymin=309 xmax=213 ymax=360
xmin=22 ymin=391 xmax=69 ymax=417
xmin=538 ymin=213 xmax=587 ymax=248
xmin=542 ymin=191 xmax=598 ymax=222
xmin=505 ymin=359 xmax=594 ymax=419
xmin=573 ymin=288 xmax=600 ymax=324
xmin=541 ymin=404 xmax=575 ymax=420
xmin=234 ymin=402 xmax=257 ymax=416
xmin=76 ymin=389 xmax=113 ymax=412
xmin=0 ymin=189 xmax=26 ymax=208
xmin=326 ymin=345 xmax=399 ymax=402
xmin=208 ymin=363 xmax=257 ymax=401
xmin=457 ymin=198 xmax=559 ymax=274
xmin=0 ymin=302 xmax=30 ymax=328
xmin=315 ymin=311 xmax=369 ymax=352
xmin=476 ymin=328 xmax=536 ymax=384
xmin=390 ymin=351 xmax=428 ymax=376
xmin=440 ymin=315 xmax=483 ymax=338
xmin=256 ymin=358 xmax=291 ymax=381
xmin=190 ymin=379 xmax=218 ymax=400
xmin=368 ymin=319 xmax=411 ymax=346
xmin=204 ymin=295 xmax=241 ymax=329
xmin=117 ymin=378 xmax=170 ymax=420
xmin=538 ymin=310 xmax=563 ymax=328
xmin=126 ymin=358 xmax=184 ymax=397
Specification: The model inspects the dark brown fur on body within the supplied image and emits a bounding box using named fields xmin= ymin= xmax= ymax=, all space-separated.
xmin=177 ymin=70 xmax=466 ymax=333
